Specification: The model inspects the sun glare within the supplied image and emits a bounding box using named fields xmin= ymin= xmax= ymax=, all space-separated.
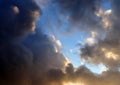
xmin=63 ymin=82 xmax=83 ymax=85
xmin=63 ymin=83 xmax=77 ymax=85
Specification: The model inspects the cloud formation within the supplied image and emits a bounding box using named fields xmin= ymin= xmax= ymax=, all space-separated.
xmin=1 ymin=0 xmax=120 ymax=85
xmin=0 ymin=0 xmax=67 ymax=85
xmin=53 ymin=0 xmax=101 ymax=25
xmin=80 ymin=0 xmax=120 ymax=70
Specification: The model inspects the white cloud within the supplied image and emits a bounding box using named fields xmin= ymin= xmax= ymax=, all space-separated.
xmin=49 ymin=35 xmax=62 ymax=52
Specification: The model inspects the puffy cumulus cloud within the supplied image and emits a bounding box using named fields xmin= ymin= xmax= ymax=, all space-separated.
xmin=0 ymin=0 xmax=68 ymax=85
xmin=0 ymin=0 xmax=40 ymax=39
xmin=45 ymin=64 xmax=120 ymax=85
xmin=49 ymin=35 xmax=62 ymax=52
xmin=86 ymin=31 xmax=98 ymax=45
xmin=80 ymin=0 xmax=120 ymax=70
xmin=0 ymin=0 xmax=40 ymax=85
xmin=23 ymin=30 xmax=68 ymax=71
xmin=74 ymin=66 xmax=120 ymax=85
xmin=102 ymin=9 xmax=112 ymax=29
xmin=96 ymin=8 xmax=112 ymax=29
xmin=23 ymin=30 xmax=69 ymax=85
xmin=1 ymin=0 xmax=120 ymax=85
xmin=80 ymin=42 xmax=120 ymax=69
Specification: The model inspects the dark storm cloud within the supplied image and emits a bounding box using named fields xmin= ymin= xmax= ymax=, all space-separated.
xmin=43 ymin=64 xmax=120 ymax=85
xmin=51 ymin=0 xmax=103 ymax=31
xmin=0 ymin=0 xmax=40 ymax=85
xmin=0 ymin=0 xmax=40 ymax=39
xmin=80 ymin=0 xmax=120 ymax=70
xmin=22 ymin=30 xmax=67 ymax=85
xmin=54 ymin=0 xmax=100 ymax=20
xmin=74 ymin=66 xmax=120 ymax=85
xmin=1 ymin=0 xmax=120 ymax=85
xmin=23 ymin=29 xmax=67 ymax=72
xmin=0 ymin=0 xmax=67 ymax=85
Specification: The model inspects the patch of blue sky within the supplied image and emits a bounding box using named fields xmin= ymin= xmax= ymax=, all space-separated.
xmin=37 ymin=3 xmax=61 ymax=34
xmin=37 ymin=2 xmax=110 ymax=74
xmin=102 ymin=0 xmax=111 ymax=10
xmin=59 ymin=30 xmax=89 ymax=68
xmin=86 ymin=63 xmax=108 ymax=74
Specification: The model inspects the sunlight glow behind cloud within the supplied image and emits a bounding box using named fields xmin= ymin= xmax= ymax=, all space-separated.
xmin=63 ymin=82 xmax=83 ymax=85
xmin=1 ymin=0 xmax=120 ymax=85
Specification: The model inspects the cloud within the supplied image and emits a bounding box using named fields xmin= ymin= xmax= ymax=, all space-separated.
xmin=86 ymin=31 xmax=98 ymax=45
xmin=53 ymin=0 xmax=101 ymax=24
xmin=64 ymin=65 xmax=120 ymax=85
xmin=0 ymin=0 xmax=67 ymax=85
xmin=0 ymin=0 xmax=41 ymax=39
xmin=45 ymin=0 xmax=120 ymax=84
xmin=45 ymin=64 xmax=120 ymax=85
xmin=49 ymin=35 xmax=62 ymax=52
xmin=80 ymin=0 xmax=120 ymax=70
xmin=1 ymin=0 xmax=120 ymax=85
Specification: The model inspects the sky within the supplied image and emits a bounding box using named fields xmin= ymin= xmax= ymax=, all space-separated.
xmin=1 ymin=0 xmax=120 ymax=85
xmin=38 ymin=0 xmax=110 ymax=73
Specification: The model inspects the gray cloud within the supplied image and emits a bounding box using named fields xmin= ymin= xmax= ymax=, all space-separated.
xmin=80 ymin=0 xmax=120 ymax=70
xmin=1 ymin=0 xmax=120 ymax=85
xmin=53 ymin=0 xmax=100 ymax=22
xmin=0 ymin=0 xmax=67 ymax=85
